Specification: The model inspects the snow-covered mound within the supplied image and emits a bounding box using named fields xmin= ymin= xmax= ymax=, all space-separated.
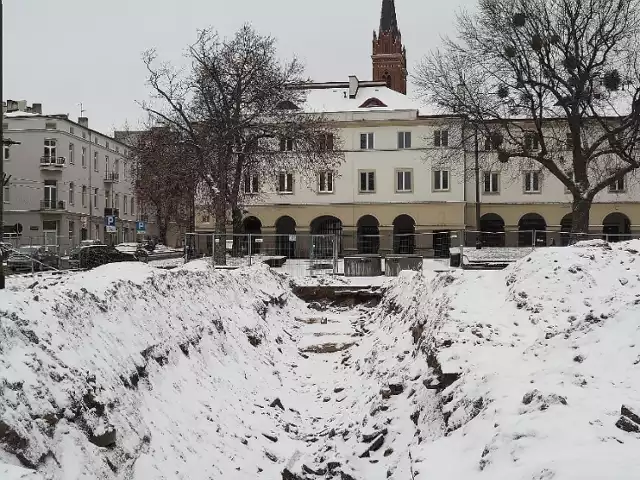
xmin=2 ymin=240 xmax=639 ymax=479
xmin=380 ymin=240 xmax=640 ymax=478
xmin=0 ymin=262 xmax=311 ymax=479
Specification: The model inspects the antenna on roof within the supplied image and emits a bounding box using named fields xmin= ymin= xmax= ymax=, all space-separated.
xmin=76 ymin=102 xmax=86 ymax=117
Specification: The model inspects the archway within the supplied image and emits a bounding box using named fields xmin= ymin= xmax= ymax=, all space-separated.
xmin=356 ymin=215 xmax=380 ymax=254
xmin=275 ymin=216 xmax=296 ymax=257
xmin=560 ymin=213 xmax=573 ymax=246
xmin=518 ymin=213 xmax=547 ymax=247
xmin=393 ymin=214 xmax=416 ymax=254
xmin=242 ymin=216 xmax=262 ymax=255
xmin=603 ymin=212 xmax=631 ymax=242
xmin=479 ymin=213 xmax=505 ymax=247
xmin=310 ymin=215 xmax=343 ymax=258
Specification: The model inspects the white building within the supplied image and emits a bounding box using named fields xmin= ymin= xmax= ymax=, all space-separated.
xmin=2 ymin=101 xmax=150 ymax=252
xmin=195 ymin=75 xmax=640 ymax=255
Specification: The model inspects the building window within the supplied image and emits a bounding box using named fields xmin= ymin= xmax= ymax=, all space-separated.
xmin=115 ymin=193 xmax=120 ymax=210
xmin=69 ymin=143 xmax=75 ymax=164
xmin=483 ymin=172 xmax=500 ymax=193
xmin=524 ymin=132 xmax=540 ymax=151
xmin=359 ymin=170 xmax=376 ymax=193
xmin=105 ymin=155 xmax=110 ymax=173
xmin=94 ymin=188 xmax=98 ymax=208
xmin=201 ymin=214 xmax=210 ymax=223
xmin=69 ymin=182 xmax=75 ymax=205
xmin=433 ymin=170 xmax=450 ymax=191
xmin=434 ymin=130 xmax=449 ymax=147
xmin=44 ymin=139 xmax=57 ymax=158
xmin=397 ymin=132 xmax=412 ymax=149
xmin=70 ymin=126 xmax=75 ymax=135
xmin=82 ymin=186 xmax=87 ymax=207
xmin=244 ymin=174 xmax=259 ymax=194
xmin=609 ymin=174 xmax=625 ymax=193
xmin=3 ymin=184 xmax=9 ymax=203
xmin=94 ymin=151 xmax=99 ymax=171
xmin=105 ymin=190 xmax=110 ymax=208
xmin=318 ymin=171 xmax=334 ymax=193
xmin=131 ymin=197 xmax=135 ymax=215
xmin=44 ymin=180 xmax=57 ymax=208
xmin=396 ymin=169 xmax=413 ymax=192
xmin=319 ymin=133 xmax=334 ymax=151
xmin=524 ymin=171 xmax=541 ymax=193
xmin=280 ymin=138 xmax=294 ymax=151
xmin=106 ymin=141 xmax=110 ymax=150
xmin=68 ymin=221 xmax=75 ymax=242
xmin=45 ymin=121 xmax=57 ymax=130
xmin=3 ymin=146 xmax=9 ymax=161
xmin=360 ymin=133 xmax=374 ymax=150
xmin=277 ymin=173 xmax=294 ymax=193
xmin=82 ymin=131 xmax=86 ymax=139
xmin=81 ymin=147 xmax=86 ymax=167
xmin=114 ymin=158 xmax=120 ymax=176
xmin=116 ymin=146 xmax=120 ymax=153
xmin=124 ymin=195 xmax=128 ymax=214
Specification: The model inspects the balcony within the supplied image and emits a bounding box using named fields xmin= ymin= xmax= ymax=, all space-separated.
xmin=104 ymin=172 xmax=120 ymax=183
xmin=40 ymin=156 xmax=66 ymax=170
xmin=104 ymin=208 xmax=120 ymax=217
xmin=40 ymin=200 xmax=66 ymax=212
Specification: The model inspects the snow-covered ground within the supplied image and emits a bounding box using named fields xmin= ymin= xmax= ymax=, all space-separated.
xmin=1 ymin=241 xmax=639 ymax=479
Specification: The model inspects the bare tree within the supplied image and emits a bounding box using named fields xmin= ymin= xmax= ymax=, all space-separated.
xmin=140 ymin=24 xmax=343 ymax=262
xmin=122 ymin=127 xmax=197 ymax=245
xmin=415 ymin=0 xmax=640 ymax=235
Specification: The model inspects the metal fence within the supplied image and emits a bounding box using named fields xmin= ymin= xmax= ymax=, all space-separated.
xmin=185 ymin=233 xmax=339 ymax=277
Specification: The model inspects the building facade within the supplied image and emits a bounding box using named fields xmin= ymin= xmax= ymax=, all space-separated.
xmin=194 ymin=0 xmax=640 ymax=254
xmin=2 ymin=101 xmax=150 ymax=253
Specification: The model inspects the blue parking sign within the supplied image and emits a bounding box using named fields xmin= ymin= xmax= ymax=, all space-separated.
xmin=105 ymin=215 xmax=116 ymax=233
xmin=136 ymin=221 xmax=146 ymax=233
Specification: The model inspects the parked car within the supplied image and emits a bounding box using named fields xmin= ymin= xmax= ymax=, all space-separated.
xmin=7 ymin=246 xmax=59 ymax=272
xmin=77 ymin=244 xmax=141 ymax=270
xmin=1 ymin=242 xmax=12 ymax=261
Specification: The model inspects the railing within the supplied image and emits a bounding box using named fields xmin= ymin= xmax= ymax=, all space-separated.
xmin=104 ymin=172 xmax=120 ymax=182
xmin=39 ymin=156 xmax=66 ymax=167
xmin=40 ymin=200 xmax=66 ymax=211
xmin=104 ymin=208 xmax=120 ymax=217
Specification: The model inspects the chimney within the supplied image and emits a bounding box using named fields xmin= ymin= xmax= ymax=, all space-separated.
xmin=78 ymin=117 xmax=89 ymax=128
xmin=32 ymin=103 xmax=42 ymax=114
xmin=348 ymin=75 xmax=360 ymax=99
xmin=17 ymin=100 xmax=27 ymax=112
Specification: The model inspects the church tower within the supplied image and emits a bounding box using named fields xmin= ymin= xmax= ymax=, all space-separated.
xmin=372 ymin=0 xmax=407 ymax=94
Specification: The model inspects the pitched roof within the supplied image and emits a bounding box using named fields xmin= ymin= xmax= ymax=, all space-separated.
xmin=301 ymin=85 xmax=420 ymax=114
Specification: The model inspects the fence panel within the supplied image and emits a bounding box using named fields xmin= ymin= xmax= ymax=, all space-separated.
xmin=185 ymin=233 xmax=338 ymax=277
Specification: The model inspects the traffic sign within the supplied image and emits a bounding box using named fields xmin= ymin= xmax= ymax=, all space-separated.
xmin=105 ymin=215 xmax=116 ymax=233
xmin=136 ymin=221 xmax=146 ymax=233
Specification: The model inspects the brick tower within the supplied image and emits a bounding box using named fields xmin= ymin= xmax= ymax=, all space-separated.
xmin=372 ymin=0 xmax=407 ymax=94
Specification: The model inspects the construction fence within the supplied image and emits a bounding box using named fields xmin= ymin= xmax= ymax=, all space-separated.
xmin=184 ymin=229 xmax=640 ymax=276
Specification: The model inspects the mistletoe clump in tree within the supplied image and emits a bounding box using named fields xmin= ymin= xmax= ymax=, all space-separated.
xmin=416 ymin=0 xmax=640 ymax=234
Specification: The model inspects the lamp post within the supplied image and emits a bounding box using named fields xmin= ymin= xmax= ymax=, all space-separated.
xmin=474 ymin=124 xmax=482 ymax=249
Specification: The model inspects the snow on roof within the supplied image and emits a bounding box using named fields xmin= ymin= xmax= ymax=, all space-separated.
xmin=301 ymin=85 xmax=421 ymax=114
xmin=3 ymin=111 xmax=39 ymax=117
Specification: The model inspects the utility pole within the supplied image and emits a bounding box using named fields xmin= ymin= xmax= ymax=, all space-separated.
xmin=1 ymin=0 xmax=5 ymax=289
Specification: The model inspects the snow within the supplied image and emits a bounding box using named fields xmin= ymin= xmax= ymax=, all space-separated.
xmin=302 ymin=85 xmax=420 ymax=113
xmin=1 ymin=241 xmax=640 ymax=479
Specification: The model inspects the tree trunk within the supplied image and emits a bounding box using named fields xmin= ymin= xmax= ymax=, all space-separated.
xmin=570 ymin=196 xmax=592 ymax=243
xmin=231 ymin=206 xmax=243 ymax=257
xmin=213 ymin=198 xmax=227 ymax=265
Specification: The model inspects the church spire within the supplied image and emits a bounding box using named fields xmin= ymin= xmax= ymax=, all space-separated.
xmin=372 ymin=0 xmax=407 ymax=94
xmin=379 ymin=0 xmax=400 ymax=39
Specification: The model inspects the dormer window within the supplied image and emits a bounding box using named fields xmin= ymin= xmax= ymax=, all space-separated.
xmin=359 ymin=97 xmax=387 ymax=108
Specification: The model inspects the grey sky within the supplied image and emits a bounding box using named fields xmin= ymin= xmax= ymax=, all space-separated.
xmin=4 ymin=0 xmax=476 ymax=135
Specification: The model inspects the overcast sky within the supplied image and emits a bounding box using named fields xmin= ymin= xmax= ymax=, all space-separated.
xmin=3 ymin=0 xmax=476 ymax=135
